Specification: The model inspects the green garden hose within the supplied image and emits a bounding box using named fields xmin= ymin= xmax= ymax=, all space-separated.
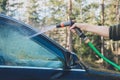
xmin=88 ymin=42 xmax=120 ymax=71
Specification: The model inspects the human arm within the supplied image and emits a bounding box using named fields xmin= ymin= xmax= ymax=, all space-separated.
xmin=70 ymin=23 xmax=109 ymax=37
xmin=70 ymin=23 xmax=120 ymax=41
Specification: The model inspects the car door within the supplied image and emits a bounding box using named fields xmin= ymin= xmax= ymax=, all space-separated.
xmin=0 ymin=14 xmax=67 ymax=80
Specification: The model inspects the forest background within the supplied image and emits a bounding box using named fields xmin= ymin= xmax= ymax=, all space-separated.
xmin=0 ymin=0 xmax=120 ymax=71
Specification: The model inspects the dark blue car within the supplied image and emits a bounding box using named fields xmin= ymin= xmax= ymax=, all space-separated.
xmin=0 ymin=14 xmax=120 ymax=80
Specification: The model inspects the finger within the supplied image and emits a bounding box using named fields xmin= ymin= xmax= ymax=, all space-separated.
xmin=70 ymin=24 xmax=76 ymax=30
xmin=70 ymin=28 xmax=76 ymax=33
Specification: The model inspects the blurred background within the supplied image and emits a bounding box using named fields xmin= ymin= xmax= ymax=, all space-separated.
xmin=0 ymin=0 xmax=120 ymax=71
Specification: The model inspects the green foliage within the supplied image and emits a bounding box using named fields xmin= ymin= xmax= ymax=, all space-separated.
xmin=0 ymin=0 xmax=7 ymax=13
xmin=46 ymin=0 xmax=67 ymax=24
xmin=104 ymin=0 xmax=118 ymax=25
xmin=6 ymin=0 xmax=24 ymax=17
xmin=26 ymin=0 xmax=39 ymax=24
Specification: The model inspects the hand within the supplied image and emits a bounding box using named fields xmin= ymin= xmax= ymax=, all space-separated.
xmin=70 ymin=23 xmax=88 ymax=33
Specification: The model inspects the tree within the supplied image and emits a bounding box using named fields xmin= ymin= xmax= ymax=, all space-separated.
xmin=0 ymin=0 xmax=7 ymax=14
xmin=6 ymin=0 xmax=23 ymax=19
xmin=73 ymin=0 xmax=100 ymax=57
xmin=67 ymin=0 xmax=73 ymax=51
xmin=103 ymin=0 xmax=120 ymax=68
xmin=25 ymin=0 xmax=39 ymax=27
xmin=42 ymin=0 xmax=69 ymax=48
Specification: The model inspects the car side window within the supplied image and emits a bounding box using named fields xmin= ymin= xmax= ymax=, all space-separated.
xmin=0 ymin=20 xmax=64 ymax=68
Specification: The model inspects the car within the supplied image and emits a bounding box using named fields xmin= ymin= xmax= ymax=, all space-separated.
xmin=0 ymin=14 xmax=120 ymax=80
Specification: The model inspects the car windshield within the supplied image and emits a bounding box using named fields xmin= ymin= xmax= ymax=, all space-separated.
xmin=0 ymin=15 xmax=65 ymax=68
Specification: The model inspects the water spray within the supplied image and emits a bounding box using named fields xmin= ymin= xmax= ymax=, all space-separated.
xmin=56 ymin=20 xmax=120 ymax=71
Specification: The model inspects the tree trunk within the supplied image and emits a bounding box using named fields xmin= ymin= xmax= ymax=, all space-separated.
xmin=67 ymin=0 xmax=73 ymax=51
xmin=114 ymin=0 xmax=120 ymax=64
xmin=99 ymin=0 xmax=105 ymax=63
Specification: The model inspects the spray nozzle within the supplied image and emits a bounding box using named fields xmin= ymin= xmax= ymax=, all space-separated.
xmin=56 ymin=20 xmax=75 ymax=28
xmin=56 ymin=20 xmax=88 ymax=41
